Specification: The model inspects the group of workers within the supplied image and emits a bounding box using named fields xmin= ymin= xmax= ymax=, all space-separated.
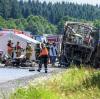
xmin=7 ymin=40 xmax=58 ymax=73
xmin=7 ymin=40 xmax=33 ymax=60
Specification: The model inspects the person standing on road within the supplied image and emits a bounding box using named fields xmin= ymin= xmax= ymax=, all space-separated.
xmin=26 ymin=42 xmax=33 ymax=61
xmin=7 ymin=40 xmax=13 ymax=58
xmin=49 ymin=42 xmax=58 ymax=66
xmin=37 ymin=43 xmax=49 ymax=73
xmin=15 ymin=42 xmax=22 ymax=57
xmin=35 ymin=43 xmax=41 ymax=60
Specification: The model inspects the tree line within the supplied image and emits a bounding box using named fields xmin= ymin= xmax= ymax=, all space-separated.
xmin=0 ymin=15 xmax=57 ymax=35
xmin=0 ymin=0 xmax=100 ymax=34
xmin=0 ymin=0 xmax=100 ymax=24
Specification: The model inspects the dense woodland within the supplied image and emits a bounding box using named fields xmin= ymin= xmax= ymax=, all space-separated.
xmin=0 ymin=0 xmax=100 ymax=34
xmin=0 ymin=16 xmax=57 ymax=34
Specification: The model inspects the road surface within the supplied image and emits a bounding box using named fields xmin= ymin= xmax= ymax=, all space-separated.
xmin=0 ymin=67 xmax=65 ymax=99
xmin=0 ymin=67 xmax=60 ymax=83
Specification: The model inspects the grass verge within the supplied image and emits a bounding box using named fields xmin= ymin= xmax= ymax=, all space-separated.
xmin=10 ymin=66 xmax=100 ymax=99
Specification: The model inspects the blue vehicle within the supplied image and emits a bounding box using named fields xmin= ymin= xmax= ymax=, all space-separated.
xmin=34 ymin=35 xmax=47 ymax=43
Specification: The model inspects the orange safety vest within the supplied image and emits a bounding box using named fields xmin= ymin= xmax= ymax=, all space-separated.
xmin=39 ymin=48 xmax=48 ymax=56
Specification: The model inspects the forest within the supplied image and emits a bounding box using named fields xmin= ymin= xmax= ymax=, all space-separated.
xmin=0 ymin=0 xmax=100 ymax=34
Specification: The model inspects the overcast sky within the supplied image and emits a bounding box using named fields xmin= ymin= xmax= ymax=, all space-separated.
xmin=25 ymin=0 xmax=100 ymax=5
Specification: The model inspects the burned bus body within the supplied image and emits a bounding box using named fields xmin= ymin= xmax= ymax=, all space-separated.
xmin=60 ymin=22 xmax=99 ymax=67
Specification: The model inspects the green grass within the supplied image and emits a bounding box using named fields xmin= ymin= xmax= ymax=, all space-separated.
xmin=10 ymin=66 xmax=100 ymax=99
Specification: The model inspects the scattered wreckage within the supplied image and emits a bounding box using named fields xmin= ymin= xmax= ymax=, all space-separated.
xmin=60 ymin=22 xmax=100 ymax=67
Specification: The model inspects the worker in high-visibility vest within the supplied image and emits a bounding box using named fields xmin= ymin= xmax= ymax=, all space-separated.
xmin=26 ymin=42 xmax=33 ymax=60
xmin=37 ymin=43 xmax=49 ymax=73
xmin=35 ymin=43 xmax=41 ymax=60
xmin=15 ymin=42 xmax=22 ymax=57
xmin=7 ymin=40 xmax=13 ymax=58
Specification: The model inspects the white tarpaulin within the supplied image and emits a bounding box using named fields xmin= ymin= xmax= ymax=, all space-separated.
xmin=16 ymin=34 xmax=39 ymax=44
xmin=0 ymin=31 xmax=40 ymax=60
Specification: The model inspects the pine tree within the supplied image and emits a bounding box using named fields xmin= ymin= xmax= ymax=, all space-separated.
xmin=10 ymin=0 xmax=22 ymax=18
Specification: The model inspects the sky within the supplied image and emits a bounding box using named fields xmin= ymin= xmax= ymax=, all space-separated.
xmin=25 ymin=0 xmax=100 ymax=5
